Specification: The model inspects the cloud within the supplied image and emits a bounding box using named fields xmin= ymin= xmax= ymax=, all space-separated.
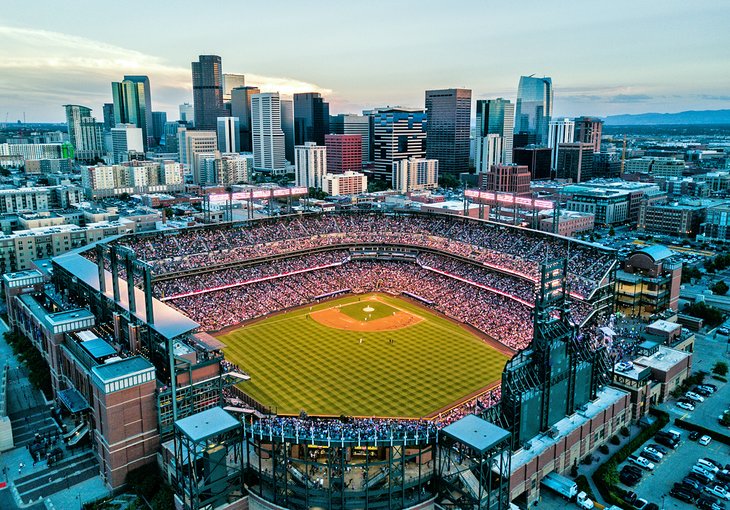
xmin=607 ymin=93 xmax=653 ymax=103
xmin=0 ymin=26 xmax=330 ymax=121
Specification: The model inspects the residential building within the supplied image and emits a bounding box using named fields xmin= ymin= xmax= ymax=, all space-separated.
xmin=24 ymin=159 xmax=72 ymax=175
xmin=82 ymin=161 xmax=184 ymax=198
xmin=329 ymin=114 xmax=370 ymax=163
xmin=392 ymin=157 xmax=438 ymax=193
xmin=217 ymin=117 xmax=241 ymax=153
xmin=698 ymin=202 xmax=730 ymax=242
xmin=624 ymin=157 xmax=685 ymax=178
xmin=322 ymin=171 xmax=367 ymax=196
xmin=0 ymin=143 xmax=72 ymax=161
xmin=111 ymin=77 xmax=152 ymax=149
xmin=513 ymin=146 xmax=552 ymax=180
xmin=616 ymin=245 xmax=682 ymax=316
xmin=567 ymin=189 xmax=630 ymax=225
xmin=251 ymin=93 xmax=287 ymax=174
xmin=63 ymin=104 xmax=93 ymax=152
xmin=294 ymin=93 xmax=329 ymax=145
xmin=77 ymin=117 xmax=106 ymax=161
xmin=371 ymin=108 xmax=427 ymax=181
xmin=179 ymin=102 xmax=194 ymax=126
xmin=0 ymin=187 xmax=50 ymax=213
xmin=638 ymin=200 xmax=709 ymax=237
xmin=222 ymin=73 xmax=245 ymax=101
xmin=325 ymin=134 xmax=361 ymax=174
xmin=556 ymin=142 xmax=594 ymax=182
xmin=178 ymin=129 xmax=217 ymax=183
xmin=230 ymin=86 xmax=260 ymax=153
xmin=475 ymin=98 xmax=514 ymax=164
xmin=514 ymin=75 xmax=553 ymax=146
xmin=295 ymin=142 xmax=327 ymax=189
xmin=281 ymin=98 xmax=295 ymax=162
xmin=574 ymin=116 xmax=603 ymax=153
xmin=424 ymin=88 xmax=471 ymax=174
xmin=199 ymin=152 xmax=252 ymax=186
xmin=110 ymin=124 xmax=144 ymax=164
xmin=482 ymin=164 xmax=531 ymax=195
xmin=547 ymin=118 xmax=575 ymax=170
xmin=474 ymin=134 xmax=502 ymax=175
xmin=538 ymin=210 xmax=595 ymax=237
xmin=191 ymin=55 xmax=226 ymax=129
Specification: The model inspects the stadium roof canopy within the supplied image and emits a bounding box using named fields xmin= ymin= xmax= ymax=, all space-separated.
xmin=175 ymin=407 xmax=240 ymax=442
xmin=441 ymin=414 xmax=510 ymax=454
xmin=634 ymin=245 xmax=674 ymax=262
xmin=53 ymin=253 xmax=199 ymax=339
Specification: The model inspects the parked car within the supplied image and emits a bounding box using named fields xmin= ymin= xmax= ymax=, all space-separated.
xmin=690 ymin=471 xmax=715 ymax=486
xmin=699 ymin=459 xmax=722 ymax=474
xmin=670 ymin=487 xmax=696 ymax=503
xmin=620 ymin=471 xmax=641 ymax=486
xmin=704 ymin=459 xmax=724 ymax=470
xmin=694 ymin=387 xmax=712 ymax=397
xmin=654 ymin=435 xmax=678 ymax=449
xmin=697 ymin=495 xmax=726 ymax=510
xmin=694 ymin=465 xmax=717 ymax=481
xmin=622 ymin=491 xmax=638 ymax=504
xmin=700 ymin=435 xmax=713 ymax=446
xmin=686 ymin=392 xmax=705 ymax=402
xmin=706 ymin=486 xmax=730 ymax=501
xmin=642 ymin=451 xmax=662 ymax=463
xmin=622 ymin=465 xmax=644 ymax=477
xmin=702 ymin=383 xmax=718 ymax=392
xmin=629 ymin=456 xmax=655 ymax=470
xmin=649 ymin=443 xmax=670 ymax=454
xmin=677 ymin=401 xmax=696 ymax=411
xmin=683 ymin=477 xmax=704 ymax=491
xmin=632 ymin=498 xmax=648 ymax=510
xmin=645 ymin=503 xmax=659 ymax=510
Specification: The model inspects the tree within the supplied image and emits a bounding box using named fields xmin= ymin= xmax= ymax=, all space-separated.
xmin=711 ymin=280 xmax=729 ymax=296
xmin=308 ymin=187 xmax=328 ymax=200
xmin=682 ymin=265 xmax=702 ymax=283
xmin=119 ymin=192 xmax=131 ymax=201
xmin=438 ymin=173 xmax=460 ymax=189
xmin=0 ymin=167 xmax=11 ymax=177
xmin=713 ymin=361 xmax=728 ymax=377
xmin=683 ymin=301 xmax=725 ymax=328
xmin=609 ymin=227 xmax=616 ymax=236
xmin=367 ymin=180 xmax=390 ymax=193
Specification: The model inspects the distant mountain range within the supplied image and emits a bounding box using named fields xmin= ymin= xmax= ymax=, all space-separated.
xmin=603 ymin=109 xmax=730 ymax=126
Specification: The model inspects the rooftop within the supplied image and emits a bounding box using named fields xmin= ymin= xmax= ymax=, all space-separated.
xmin=635 ymin=245 xmax=675 ymax=262
xmin=91 ymin=356 xmax=154 ymax=384
xmin=175 ymin=406 xmax=240 ymax=442
xmin=648 ymin=319 xmax=681 ymax=334
xmin=634 ymin=345 xmax=691 ymax=373
xmin=441 ymin=414 xmax=510 ymax=454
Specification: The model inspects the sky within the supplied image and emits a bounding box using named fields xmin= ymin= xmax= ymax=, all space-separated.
xmin=1 ymin=0 xmax=729 ymax=123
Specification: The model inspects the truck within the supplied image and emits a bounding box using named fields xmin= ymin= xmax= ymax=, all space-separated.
xmin=577 ymin=492 xmax=595 ymax=509
xmin=541 ymin=471 xmax=578 ymax=499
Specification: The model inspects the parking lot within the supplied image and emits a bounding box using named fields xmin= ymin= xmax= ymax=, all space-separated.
xmin=616 ymin=428 xmax=728 ymax=509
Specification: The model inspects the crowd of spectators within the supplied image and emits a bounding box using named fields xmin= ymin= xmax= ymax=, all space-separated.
xmin=113 ymin=213 xmax=614 ymax=298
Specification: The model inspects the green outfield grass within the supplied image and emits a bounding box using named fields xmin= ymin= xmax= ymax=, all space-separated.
xmin=219 ymin=293 xmax=510 ymax=418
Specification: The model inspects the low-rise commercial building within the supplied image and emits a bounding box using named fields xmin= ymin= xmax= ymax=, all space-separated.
xmin=322 ymin=171 xmax=367 ymax=196
xmin=616 ymin=245 xmax=682 ymax=316
xmin=538 ymin=210 xmax=595 ymax=237
xmin=638 ymin=200 xmax=709 ymax=237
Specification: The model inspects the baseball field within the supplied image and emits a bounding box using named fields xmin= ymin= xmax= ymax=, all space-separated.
xmin=219 ymin=293 xmax=510 ymax=418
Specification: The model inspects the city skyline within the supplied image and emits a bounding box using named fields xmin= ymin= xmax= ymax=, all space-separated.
xmin=1 ymin=0 xmax=729 ymax=122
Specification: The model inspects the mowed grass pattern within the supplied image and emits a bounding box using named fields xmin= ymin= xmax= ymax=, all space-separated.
xmin=339 ymin=300 xmax=399 ymax=321
xmin=220 ymin=294 xmax=510 ymax=418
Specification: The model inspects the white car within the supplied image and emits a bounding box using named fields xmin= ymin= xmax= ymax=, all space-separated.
xmin=699 ymin=435 xmax=712 ymax=446
xmin=630 ymin=456 xmax=655 ymax=470
xmin=685 ymin=392 xmax=705 ymax=402
xmin=642 ymin=447 xmax=664 ymax=459
xmin=677 ymin=401 xmax=695 ymax=411
xmin=698 ymin=459 xmax=721 ymax=473
xmin=705 ymin=485 xmax=730 ymax=500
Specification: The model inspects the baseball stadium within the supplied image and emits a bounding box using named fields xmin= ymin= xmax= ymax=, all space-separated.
xmin=6 ymin=210 xmax=618 ymax=510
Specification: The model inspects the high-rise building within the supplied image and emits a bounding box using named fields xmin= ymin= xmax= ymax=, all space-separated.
xmin=78 ymin=118 xmax=106 ymax=161
xmin=162 ymin=121 xmax=183 ymax=153
xmin=223 ymin=73 xmax=246 ymax=102
xmin=294 ymin=142 xmax=327 ymax=189
xmin=63 ymin=104 xmax=93 ymax=152
xmin=475 ymin=98 xmax=514 ymax=164
xmin=482 ymin=164 xmax=531 ymax=195
xmin=179 ymin=103 xmax=194 ymax=126
xmin=199 ymin=152 xmax=252 ymax=186
xmin=513 ymin=145 xmax=552 ymax=180
xmin=371 ymin=108 xmax=427 ymax=181
xmin=111 ymin=78 xmax=151 ymax=149
xmin=102 ymin=103 xmax=115 ymax=131
xmin=324 ymin=134 xmax=362 ymax=174
xmin=177 ymin=127 xmax=217 ymax=182
xmin=574 ymin=116 xmax=603 ymax=153
xmin=217 ymin=117 xmax=241 ymax=153
xmin=123 ymin=75 xmax=153 ymax=145
xmin=230 ymin=86 xmax=260 ymax=153
xmin=280 ymin=99 xmax=295 ymax=163
xmin=322 ymin=171 xmax=367 ymax=196
xmin=547 ymin=118 xmax=575 ymax=170
xmin=110 ymin=124 xmax=144 ymax=164
xmin=151 ymin=111 xmax=167 ymax=146
xmin=514 ymin=75 xmax=553 ymax=146
xmin=293 ymin=93 xmax=329 ymax=145
xmin=424 ymin=88 xmax=471 ymax=174
xmin=251 ymin=92 xmax=287 ymax=174
xmin=474 ymin=134 xmax=503 ymax=175
xmin=191 ymin=55 xmax=226 ymax=129
xmin=329 ymin=114 xmax=370 ymax=163
xmin=392 ymin=157 xmax=439 ymax=193
xmin=556 ymin=142 xmax=594 ymax=183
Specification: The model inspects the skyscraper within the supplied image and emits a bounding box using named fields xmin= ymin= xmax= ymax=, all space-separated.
xmin=64 ymin=104 xmax=93 ymax=151
xmin=475 ymin=98 xmax=514 ymax=164
xmin=329 ymin=114 xmax=370 ymax=163
xmin=191 ymin=55 xmax=226 ymax=130
xmin=424 ymin=88 xmax=471 ymax=174
xmin=293 ymin=93 xmax=329 ymax=145
xmin=251 ymin=92 xmax=287 ymax=174
xmin=325 ymin=134 xmax=362 ymax=174
xmin=177 ymin=128 xmax=217 ymax=182
xmin=556 ymin=142 xmax=594 ymax=183
xmin=574 ymin=116 xmax=604 ymax=153
xmin=514 ymin=76 xmax=553 ymax=146
xmin=64 ymin=104 xmax=105 ymax=161
xmin=474 ymin=134 xmax=503 ymax=175
xmin=179 ymin=103 xmax=194 ymax=126
xmin=223 ymin=73 xmax=246 ymax=102
xmin=280 ymin=99 xmax=295 ymax=163
xmin=295 ymin=142 xmax=327 ymax=189
xmin=547 ymin=118 xmax=575 ymax=170
xmin=371 ymin=108 xmax=427 ymax=181
xmin=102 ymin=103 xmax=115 ymax=131
xmin=111 ymin=77 xmax=151 ymax=149
xmin=151 ymin=111 xmax=167 ymax=146
xmin=230 ymin=86 xmax=260 ymax=153
xmin=217 ymin=117 xmax=241 ymax=153
xmin=110 ymin=124 xmax=144 ymax=164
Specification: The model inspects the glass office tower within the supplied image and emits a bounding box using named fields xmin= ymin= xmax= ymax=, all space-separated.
xmin=514 ymin=76 xmax=553 ymax=146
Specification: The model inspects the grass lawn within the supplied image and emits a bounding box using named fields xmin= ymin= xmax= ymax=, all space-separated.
xmin=338 ymin=299 xmax=399 ymax=321
xmin=219 ymin=293 xmax=510 ymax=418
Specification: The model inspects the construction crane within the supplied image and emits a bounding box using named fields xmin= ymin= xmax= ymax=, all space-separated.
xmin=620 ymin=135 xmax=627 ymax=175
